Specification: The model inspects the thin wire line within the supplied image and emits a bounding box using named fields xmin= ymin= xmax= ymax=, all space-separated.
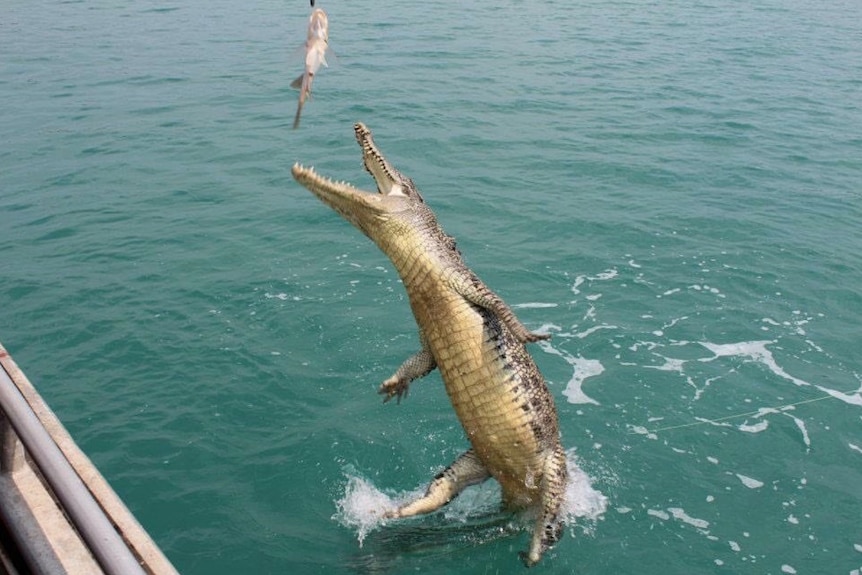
xmin=633 ymin=394 xmax=833 ymax=434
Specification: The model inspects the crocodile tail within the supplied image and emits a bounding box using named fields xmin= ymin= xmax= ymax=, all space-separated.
xmin=522 ymin=445 xmax=568 ymax=567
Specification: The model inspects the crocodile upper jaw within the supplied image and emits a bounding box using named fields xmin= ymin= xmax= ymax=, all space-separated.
xmin=292 ymin=123 xmax=424 ymax=241
xmin=354 ymin=122 xmax=416 ymax=199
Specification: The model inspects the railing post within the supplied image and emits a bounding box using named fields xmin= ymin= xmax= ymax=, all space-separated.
xmin=0 ymin=411 xmax=24 ymax=474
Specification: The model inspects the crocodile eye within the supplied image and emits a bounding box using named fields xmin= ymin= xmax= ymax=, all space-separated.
xmin=404 ymin=179 xmax=425 ymax=202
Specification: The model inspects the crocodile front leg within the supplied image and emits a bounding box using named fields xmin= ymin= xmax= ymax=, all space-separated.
xmin=386 ymin=449 xmax=490 ymax=518
xmin=445 ymin=270 xmax=550 ymax=344
xmin=378 ymin=332 xmax=436 ymax=403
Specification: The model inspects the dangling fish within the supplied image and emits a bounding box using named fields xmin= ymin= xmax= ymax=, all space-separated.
xmin=291 ymin=8 xmax=330 ymax=129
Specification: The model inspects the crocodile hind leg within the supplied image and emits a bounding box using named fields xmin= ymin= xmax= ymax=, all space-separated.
xmin=386 ymin=449 xmax=490 ymax=518
xmin=521 ymin=445 xmax=568 ymax=567
xmin=379 ymin=332 xmax=437 ymax=403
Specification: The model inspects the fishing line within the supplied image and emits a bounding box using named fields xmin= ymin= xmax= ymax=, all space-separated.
xmin=632 ymin=394 xmax=833 ymax=435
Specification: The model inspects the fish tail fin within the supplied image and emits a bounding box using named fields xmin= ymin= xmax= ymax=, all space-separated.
xmin=293 ymin=101 xmax=303 ymax=129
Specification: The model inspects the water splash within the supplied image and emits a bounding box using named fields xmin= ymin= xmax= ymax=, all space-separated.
xmin=332 ymin=474 xmax=401 ymax=546
xmin=561 ymin=450 xmax=609 ymax=530
xmin=333 ymin=449 xmax=607 ymax=546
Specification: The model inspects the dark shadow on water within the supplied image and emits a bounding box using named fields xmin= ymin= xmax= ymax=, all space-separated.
xmin=344 ymin=512 xmax=522 ymax=574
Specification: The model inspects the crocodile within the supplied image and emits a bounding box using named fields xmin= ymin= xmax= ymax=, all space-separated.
xmin=291 ymin=122 xmax=568 ymax=566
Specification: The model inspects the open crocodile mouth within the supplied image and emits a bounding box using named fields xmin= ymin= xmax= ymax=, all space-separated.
xmin=291 ymin=161 xmax=388 ymax=239
xmin=290 ymin=160 xmax=390 ymax=220
xmin=291 ymin=122 xmax=409 ymax=207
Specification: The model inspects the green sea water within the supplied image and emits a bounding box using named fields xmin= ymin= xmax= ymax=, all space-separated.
xmin=2 ymin=0 xmax=862 ymax=573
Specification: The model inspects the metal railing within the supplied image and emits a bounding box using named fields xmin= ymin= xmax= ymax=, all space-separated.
xmin=0 ymin=343 xmax=179 ymax=575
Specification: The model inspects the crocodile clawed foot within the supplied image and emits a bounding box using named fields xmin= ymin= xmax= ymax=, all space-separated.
xmin=524 ymin=331 xmax=551 ymax=343
xmin=378 ymin=376 xmax=409 ymax=404
xmin=518 ymin=550 xmax=539 ymax=568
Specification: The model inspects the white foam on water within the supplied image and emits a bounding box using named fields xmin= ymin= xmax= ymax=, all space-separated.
xmin=689 ymin=284 xmax=725 ymax=298
xmin=735 ymin=473 xmax=764 ymax=489
xmin=784 ymin=412 xmax=811 ymax=448
xmin=853 ymin=543 xmax=862 ymax=552
xmin=781 ymin=564 xmax=797 ymax=574
xmin=513 ymin=302 xmax=558 ymax=309
xmin=629 ymin=425 xmax=658 ymax=440
xmin=645 ymin=356 xmax=687 ymax=373
xmin=573 ymin=324 xmax=617 ymax=339
xmin=699 ymin=339 xmax=862 ymax=408
xmin=729 ymin=540 xmax=741 ymax=552
xmin=755 ymin=406 xmax=781 ymax=417
xmin=647 ymin=508 xmax=670 ymax=520
xmin=739 ymin=420 xmax=769 ymax=433
xmin=571 ymin=276 xmax=585 ymax=295
xmin=695 ymin=416 xmax=733 ymax=429
xmin=594 ymin=269 xmax=618 ymax=281
xmin=850 ymin=443 xmax=862 ymax=455
xmin=539 ymin=340 xmax=602 ymax=405
xmin=264 ymin=292 xmax=290 ymax=300
xmin=571 ymin=269 xmax=618 ymax=295
xmin=667 ymin=507 xmax=710 ymax=530
xmin=536 ymin=322 xmax=563 ymax=336
xmin=806 ymin=339 xmax=824 ymax=352
xmin=662 ymin=316 xmax=688 ymax=332
xmin=818 ymin=383 xmax=862 ymax=407
xmin=562 ymin=358 xmax=603 ymax=406
xmin=535 ymin=322 xmax=617 ymax=341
